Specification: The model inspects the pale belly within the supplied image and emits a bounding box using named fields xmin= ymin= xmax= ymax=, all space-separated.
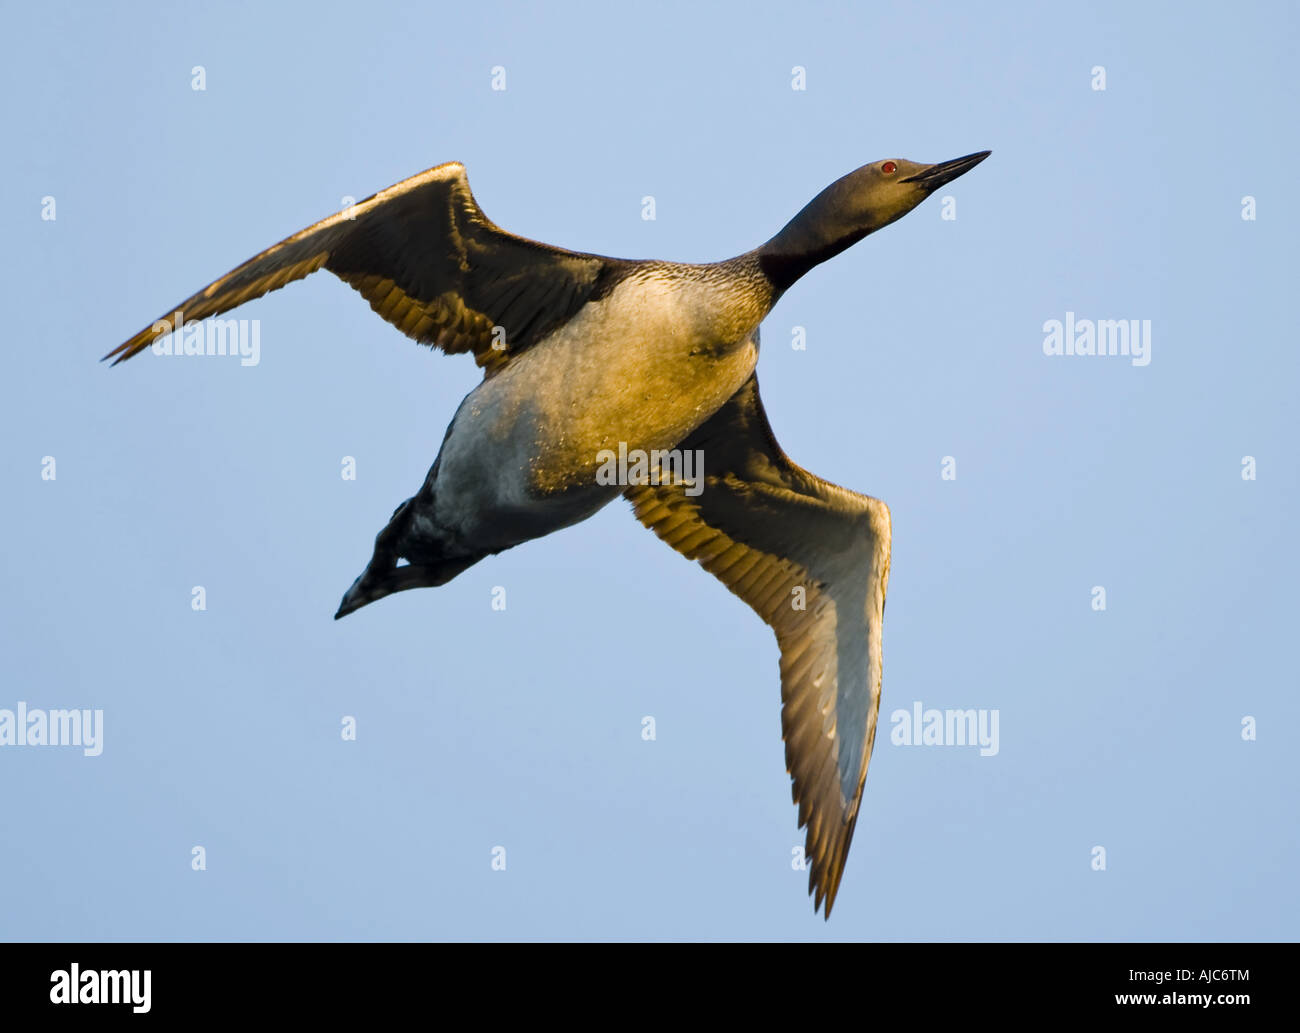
xmin=427 ymin=274 xmax=761 ymax=549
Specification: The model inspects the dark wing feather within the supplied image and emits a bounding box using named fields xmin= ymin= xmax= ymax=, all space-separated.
xmin=625 ymin=372 xmax=891 ymax=918
xmin=105 ymin=162 xmax=615 ymax=370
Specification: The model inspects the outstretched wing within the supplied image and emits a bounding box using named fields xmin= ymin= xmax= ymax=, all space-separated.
xmin=105 ymin=162 xmax=617 ymax=372
xmin=625 ymin=372 xmax=891 ymax=918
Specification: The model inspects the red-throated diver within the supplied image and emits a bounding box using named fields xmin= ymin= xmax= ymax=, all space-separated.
xmin=106 ymin=151 xmax=991 ymax=917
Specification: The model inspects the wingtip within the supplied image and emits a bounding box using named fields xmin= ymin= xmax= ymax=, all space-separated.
xmin=807 ymin=851 xmax=846 ymax=919
xmin=102 ymin=340 xmax=141 ymax=366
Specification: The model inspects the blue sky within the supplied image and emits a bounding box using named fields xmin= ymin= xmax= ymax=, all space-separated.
xmin=1 ymin=0 xmax=1296 ymax=940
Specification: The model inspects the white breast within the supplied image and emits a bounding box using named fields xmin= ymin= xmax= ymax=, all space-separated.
xmin=428 ymin=267 xmax=763 ymax=548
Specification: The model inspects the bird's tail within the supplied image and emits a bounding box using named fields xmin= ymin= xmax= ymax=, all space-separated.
xmin=334 ymin=497 xmax=484 ymax=618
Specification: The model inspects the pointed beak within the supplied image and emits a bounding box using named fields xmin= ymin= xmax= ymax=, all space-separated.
xmin=902 ymin=150 xmax=991 ymax=191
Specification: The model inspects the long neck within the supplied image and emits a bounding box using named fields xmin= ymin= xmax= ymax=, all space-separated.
xmin=755 ymin=176 xmax=868 ymax=295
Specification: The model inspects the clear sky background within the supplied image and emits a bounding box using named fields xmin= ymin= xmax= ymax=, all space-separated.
xmin=1 ymin=0 xmax=1295 ymax=941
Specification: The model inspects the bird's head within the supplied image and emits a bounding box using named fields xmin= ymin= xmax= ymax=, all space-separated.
xmin=758 ymin=151 xmax=991 ymax=292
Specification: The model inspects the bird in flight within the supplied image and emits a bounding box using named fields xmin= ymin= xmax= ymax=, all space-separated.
xmin=107 ymin=150 xmax=990 ymax=917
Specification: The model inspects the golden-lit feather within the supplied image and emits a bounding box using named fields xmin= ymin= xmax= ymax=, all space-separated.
xmin=625 ymin=372 xmax=890 ymax=917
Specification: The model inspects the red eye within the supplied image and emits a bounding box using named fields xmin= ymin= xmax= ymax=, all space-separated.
xmin=882 ymin=161 xmax=897 ymax=174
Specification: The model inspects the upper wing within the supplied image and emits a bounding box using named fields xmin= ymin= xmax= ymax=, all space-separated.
xmin=105 ymin=162 xmax=616 ymax=371
xmin=625 ymin=372 xmax=891 ymax=918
